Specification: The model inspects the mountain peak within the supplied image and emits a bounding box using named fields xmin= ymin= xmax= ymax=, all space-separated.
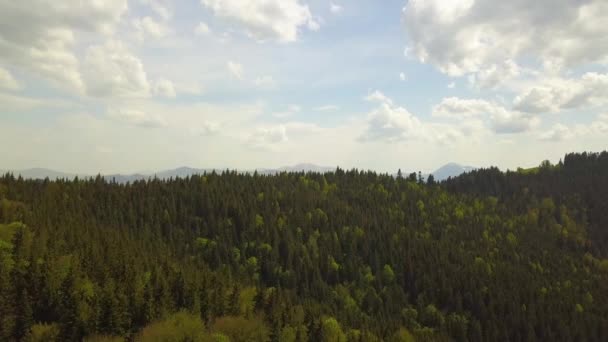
xmin=432 ymin=163 xmax=476 ymax=181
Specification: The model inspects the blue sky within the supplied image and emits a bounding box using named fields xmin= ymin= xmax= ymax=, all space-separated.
xmin=1 ymin=0 xmax=607 ymax=174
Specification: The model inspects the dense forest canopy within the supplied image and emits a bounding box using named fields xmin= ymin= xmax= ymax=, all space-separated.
xmin=1 ymin=152 xmax=607 ymax=341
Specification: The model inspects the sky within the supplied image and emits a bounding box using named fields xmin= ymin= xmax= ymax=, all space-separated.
xmin=0 ymin=0 xmax=607 ymax=174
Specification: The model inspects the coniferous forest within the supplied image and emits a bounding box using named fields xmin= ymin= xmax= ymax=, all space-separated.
xmin=1 ymin=152 xmax=608 ymax=341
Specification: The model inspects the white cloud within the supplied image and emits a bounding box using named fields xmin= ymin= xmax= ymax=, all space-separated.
xmin=314 ymin=105 xmax=339 ymax=112
xmin=133 ymin=16 xmax=170 ymax=40
xmin=360 ymin=91 xmax=484 ymax=144
xmin=359 ymin=102 xmax=425 ymax=142
xmin=399 ymin=72 xmax=406 ymax=81
xmin=447 ymin=82 xmax=456 ymax=89
xmin=0 ymin=67 xmax=22 ymax=91
xmin=194 ymin=121 xmax=221 ymax=136
xmin=592 ymin=113 xmax=608 ymax=133
xmin=403 ymin=0 xmax=608 ymax=85
xmin=365 ymin=90 xmax=394 ymax=105
xmin=201 ymin=0 xmax=319 ymax=42
xmin=514 ymin=72 xmax=608 ymax=113
xmin=432 ymin=97 xmax=494 ymax=119
xmin=274 ymin=104 xmax=301 ymax=118
xmin=141 ymin=0 xmax=172 ymax=20
xmin=195 ymin=22 xmax=212 ymax=35
xmin=107 ymin=108 xmax=167 ymax=128
xmin=227 ymin=61 xmax=244 ymax=79
xmin=153 ymin=78 xmax=176 ymax=98
xmin=83 ymin=41 xmax=150 ymax=98
xmin=0 ymin=1 xmax=127 ymax=91
xmin=540 ymin=114 xmax=608 ymax=141
xmin=330 ymin=3 xmax=343 ymax=14
xmin=468 ymin=60 xmax=520 ymax=89
xmin=432 ymin=97 xmax=539 ymax=133
xmin=248 ymin=125 xmax=289 ymax=149
xmin=539 ymin=123 xmax=578 ymax=141
xmin=0 ymin=92 xmax=72 ymax=111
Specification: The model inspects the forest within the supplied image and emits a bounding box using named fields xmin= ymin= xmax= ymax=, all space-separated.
xmin=1 ymin=151 xmax=607 ymax=341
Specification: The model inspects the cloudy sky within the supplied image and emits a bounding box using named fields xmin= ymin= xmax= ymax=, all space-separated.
xmin=1 ymin=0 xmax=607 ymax=174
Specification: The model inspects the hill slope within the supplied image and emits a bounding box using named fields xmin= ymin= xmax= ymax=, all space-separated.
xmin=1 ymin=153 xmax=607 ymax=340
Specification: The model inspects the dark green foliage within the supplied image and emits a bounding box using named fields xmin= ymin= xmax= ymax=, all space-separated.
xmin=0 ymin=152 xmax=606 ymax=340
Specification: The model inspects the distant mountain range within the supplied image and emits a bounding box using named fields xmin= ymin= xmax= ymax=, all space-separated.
xmin=431 ymin=163 xmax=476 ymax=181
xmin=0 ymin=164 xmax=336 ymax=182
xmin=0 ymin=163 xmax=475 ymax=182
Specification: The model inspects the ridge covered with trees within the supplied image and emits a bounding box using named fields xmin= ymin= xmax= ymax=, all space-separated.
xmin=0 ymin=152 xmax=607 ymax=341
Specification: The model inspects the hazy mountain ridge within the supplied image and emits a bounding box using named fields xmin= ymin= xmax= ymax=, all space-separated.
xmin=1 ymin=164 xmax=337 ymax=182
xmin=1 ymin=163 xmax=475 ymax=182
xmin=431 ymin=163 xmax=476 ymax=181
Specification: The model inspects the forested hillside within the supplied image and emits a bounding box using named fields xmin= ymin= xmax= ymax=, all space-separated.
xmin=444 ymin=151 xmax=608 ymax=256
xmin=1 ymin=152 xmax=607 ymax=341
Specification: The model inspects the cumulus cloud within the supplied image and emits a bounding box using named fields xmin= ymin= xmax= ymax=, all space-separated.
xmin=0 ymin=1 xmax=127 ymax=91
xmin=539 ymin=114 xmax=608 ymax=141
xmin=359 ymin=102 xmax=426 ymax=142
xmin=360 ymin=91 xmax=486 ymax=144
xmin=330 ymin=3 xmax=343 ymax=14
xmin=539 ymin=123 xmax=578 ymax=141
xmin=432 ymin=97 xmax=495 ymax=119
xmin=0 ymin=67 xmax=22 ymax=91
xmin=399 ymin=72 xmax=407 ymax=81
xmin=432 ymin=97 xmax=539 ymax=133
xmin=314 ymin=105 xmax=339 ymax=112
xmin=140 ymin=0 xmax=172 ymax=20
xmin=153 ymin=78 xmax=176 ymax=98
xmin=248 ymin=125 xmax=289 ymax=149
xmin=227 ymin=61 xmax=244 ymax=79
xmin=195 ymin=22 xmax=212 ymax=35
xmin=468 ymin=60 xmax=520 ymax=89
xmin=133 ymin=16 xmax=170 ymax=40
xmin=592 ymin=113 xmax=608 ymax=133
xmin=274 ymin=104 xmax=301 ymax=118
xmin=194 ymin=121 xmax=221 ymax=136
xmin=365 ymin=90 xmax=394 ymax=105
xmin=403 ymin=0 xmax=608 ymax=85
xmin=201 ymin=0 xmax=319 ymax=42
xmin=514 ymin=72 xmax=608 ymax=113
xmin=83 ymin=41 xmax=150 ymax=98
xmin=107 ymin=108 xmax=167 ymax=128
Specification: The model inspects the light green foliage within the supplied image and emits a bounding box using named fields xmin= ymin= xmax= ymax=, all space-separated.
xmin=212 ymin=316 xmax=269 ymax=342
xmin=454 ymin=207 xmax=465 ymax=220
xmin=255 ymin=214 xmax=264 ymax=228
xmin=389 ymin=328 xmax=415 ymax=342
xmin=382 ymin=264 xmax=395 ymax=283
xmin=446 ymin=313 xmax=468 ymax=340
xmin=135 ymin=311 xmax=206 ymax=341
xmin=239 ymin=287 xmax=257 ymax=316
xmin=506 ymin=232 xmax=517 ymax=246
xmin=328 ymin=256 xmax=340 ymax=272
xmin=210 ymin=333 xmax=230 ymax=342
xmin=28 ymin=323 xmax=60 ymax=341
xmin=0 ymin=222 xmax=26 ymax=244
xmin=280 ymin=326 xmax=297 ymax=342
xmin=421 ymin=304 xmax=445 ymax=329
xmin=84 ymin=335 xmax=125 ymax=342
xmin=321 ymin=317 xmax=346 ymax=342
xmin=401 ymin=307 xmax=419 ymax=330
xmin=232 ymin=248 xmax=240 ymax=263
